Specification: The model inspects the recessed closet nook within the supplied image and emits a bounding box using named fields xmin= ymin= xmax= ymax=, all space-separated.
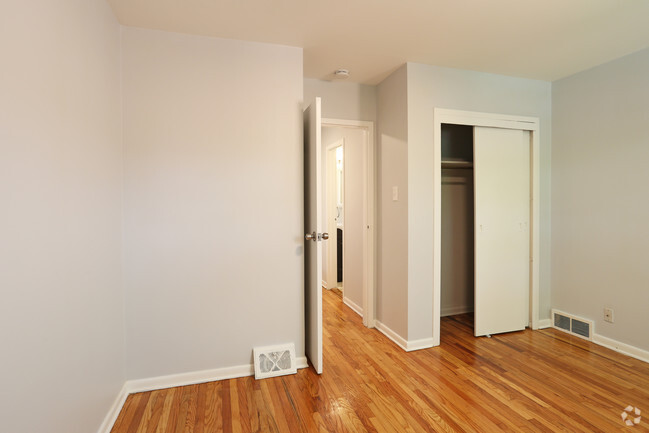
xmin=440 ymin=122 xmax=531 ymax=339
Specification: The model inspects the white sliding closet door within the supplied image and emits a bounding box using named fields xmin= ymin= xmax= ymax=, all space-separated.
xmin=474 ymin=127 xmax=530 ymax=337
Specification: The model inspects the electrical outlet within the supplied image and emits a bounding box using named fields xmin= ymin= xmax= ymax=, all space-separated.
xmin=604 ymin=307 xmax=614 ymax=323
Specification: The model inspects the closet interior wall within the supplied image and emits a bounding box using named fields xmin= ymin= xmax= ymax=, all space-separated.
xmin=440 ymin=124 xmax=475 ymax=320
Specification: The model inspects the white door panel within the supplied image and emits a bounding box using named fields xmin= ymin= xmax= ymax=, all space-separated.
xmin=474 ymin=127 xmax=530 ymax=337
xmin=304 ymin=97 xmax=323 ymax=373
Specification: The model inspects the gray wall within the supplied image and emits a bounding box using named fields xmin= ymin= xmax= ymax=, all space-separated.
xmin=552 ymin=48 xmax=649 ymax=352
xmin=0 ymin=1 xmax=125 ymax=432
xmin=376 ymin=65 xmax=409 ymax=337
xmin=304 ymin=79 xmax=377 ymax=121
xmin=407 ymin=62 xmax=552 ymax=341
xmin=441 ymin=169 xmax=474 ymax=316
xmin=122 ymin=28 xmax=304 ymax=379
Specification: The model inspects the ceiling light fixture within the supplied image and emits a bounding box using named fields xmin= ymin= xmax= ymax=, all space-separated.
xmin=334 ymin=69 xmax=350 ymax=79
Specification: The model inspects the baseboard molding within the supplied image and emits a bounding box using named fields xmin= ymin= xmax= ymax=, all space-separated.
xmin=406 ymin=337 xmax=435 ymax=351
xmin=375 ymin=321 xmax=433 ymax=352
xmin=441 ymin=305 xmax=474 ymax=317
xmin=295 ymin=356 xmax=309 ymax=369
xmin=322 ymin=280 xmax=327 ymax=289
xmin=375 ymin=320 xmax=408 ymax=351
xmin=126 ymin=357 xmax=308 ymax=394
xmin=100 ymin=357 xmax=308 ymax=432
xmin=97 ymin=383 xmax=129 ymax=433
xmin=593 ymin=334 xmax=649 ymax=364
xmin=126 ymin=363 xmax=251 ymax=394
xmin=343 ymin=296 xmax=363 ymax=317
xmin=537 ymin=318 xmax=552 ymax=329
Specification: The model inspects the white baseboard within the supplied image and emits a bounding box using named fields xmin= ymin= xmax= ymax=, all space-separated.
xmin=375 ymin=320 xmax=408 ymax=351
xmin=441 ymin=305 xmax=474 ymax=317
xmin=126 ymin=357 xmax=308 ymax=394
xmin=343 ymin=296 xmax=363 ymax=317
xmin=322 ymin=280 xmax=327 ymax=289
xmin=99 ymin=357 xmax=308 ymax=433
xmin=295 ymin=356 xmax=309 ymax=369
xmin=126 ymin=363 xmax=251 ymax=394
xmin=406 ymin=337 xmax=435 ymax=351
xmin=593 ymin=334 xmax=649 ymax=364
xmin=537 ymin=318 xmax=552 ymax=329
xmin=375 ymin=320 xmax=433 ymax=352
xmin=97 ymin=383 xmax=129 ymax=433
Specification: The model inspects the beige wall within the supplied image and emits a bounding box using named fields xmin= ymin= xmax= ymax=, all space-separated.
xmin=122 ymin=27 xmax=304 ymax=379
xmin=552 ymin=48 xmax=649 ymax=352
xmin=0 ymin=1 xmax=124 ymax=432
xmin=376 ymin=65 xmax=409 ymax=337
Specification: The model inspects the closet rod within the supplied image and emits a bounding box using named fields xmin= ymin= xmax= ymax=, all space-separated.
xmin=441 ymin=161 xmax=473 ymax=169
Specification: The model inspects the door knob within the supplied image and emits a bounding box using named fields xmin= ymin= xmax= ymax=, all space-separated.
xmin=322 ymin=232 xmax=329 ymax=240
xmin=305 ymin=232 xmax=316 ymax=241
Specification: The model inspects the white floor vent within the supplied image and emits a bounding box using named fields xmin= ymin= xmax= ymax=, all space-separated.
xmin=552 ymin=309 xmax=593 ymax=340
xmin=253 ymin=343 xmax=297 ymax=379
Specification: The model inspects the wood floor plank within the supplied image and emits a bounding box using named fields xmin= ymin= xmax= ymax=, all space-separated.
xmin=111 ymin=289 xmax=649 ymax=432
xmin=202 ymin=381 xmax=222 ymax=433
xmin=155 ymin=388 xmax=175 ymax=433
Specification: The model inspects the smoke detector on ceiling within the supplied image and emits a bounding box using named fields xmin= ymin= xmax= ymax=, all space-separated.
xmin=334 ymin=69 xmax=350 ymax=79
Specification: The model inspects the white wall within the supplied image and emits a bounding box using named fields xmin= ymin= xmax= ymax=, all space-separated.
xmin=552 ymin=48 xmax=649 ymax=352
xmin=322 ymin=127 xmax=366 ymax=311
xmin=304 ymin=79 xmax=377 ymax=121
xmin=376 ymin=65 xmax=409 ymax=337
xmin=122 ymin=27 xmax=304 ymax=379
xmin=0 ymin=1 xmax=125 ymax=432
xmin=406 ymin=63 xmax=552 ymax=341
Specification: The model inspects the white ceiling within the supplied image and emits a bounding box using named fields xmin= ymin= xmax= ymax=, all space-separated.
xmin=106 ymin=0 xmax=649 ymax=85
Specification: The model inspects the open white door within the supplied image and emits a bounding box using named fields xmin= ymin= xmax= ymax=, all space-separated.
xmin=304 ymin=97 xmax=323 ymax=374
xmin=474 ymin=127 xmax=530 ymax=337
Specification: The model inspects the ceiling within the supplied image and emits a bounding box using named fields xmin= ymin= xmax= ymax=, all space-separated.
xmin=106 ymin=0 xmax=649 ymax=85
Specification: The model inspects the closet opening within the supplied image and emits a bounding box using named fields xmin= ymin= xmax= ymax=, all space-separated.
xmin=433 ymin=108 xmax=541 ymax=347
xmin=440 ymin=123 xmax=475 ymax=338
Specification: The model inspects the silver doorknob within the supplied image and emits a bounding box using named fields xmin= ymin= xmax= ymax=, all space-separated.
xmin=305 ymin=232 xmax=316 ymax=241
xmin=322 ymin=232 xmax=329 ymax=240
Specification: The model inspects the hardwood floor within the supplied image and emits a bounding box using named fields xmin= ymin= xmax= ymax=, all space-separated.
xmin=111 ymin=289 xmax=649 ymax=432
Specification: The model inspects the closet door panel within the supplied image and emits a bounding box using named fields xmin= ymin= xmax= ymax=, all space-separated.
xmin=474 ymin=127 xmax=530 ymax=337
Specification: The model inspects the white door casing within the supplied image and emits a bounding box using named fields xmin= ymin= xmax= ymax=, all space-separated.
xmin=322 ymin=119 xmax=375 ymax=328
xmin=326 ymin=141 xmax=343 ymax=291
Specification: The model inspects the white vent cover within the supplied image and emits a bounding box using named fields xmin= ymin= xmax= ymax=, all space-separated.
xmin=253 ymin=343 xmax=297 ymax=380
xmin=552 ymin=309 xmax=593 ymax=340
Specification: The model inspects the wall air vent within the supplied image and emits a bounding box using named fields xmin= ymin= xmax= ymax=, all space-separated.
xmin=253 ymin=343 xmax=297 ymax=380
xmin=551 ymin=310 xmax=593 ymax=340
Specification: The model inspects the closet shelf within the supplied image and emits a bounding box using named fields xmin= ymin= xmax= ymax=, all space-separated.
xmin=441 ymin=160 xmax=473 ymax=169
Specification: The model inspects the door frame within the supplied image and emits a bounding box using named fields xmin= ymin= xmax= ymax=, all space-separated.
xmin=433 ymin=108 xmax=540 ymax=345
xmin=325 ymin=140 xmax=343 ymax=292
xmin=322 ymin=118 xmax=376 ymax=328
